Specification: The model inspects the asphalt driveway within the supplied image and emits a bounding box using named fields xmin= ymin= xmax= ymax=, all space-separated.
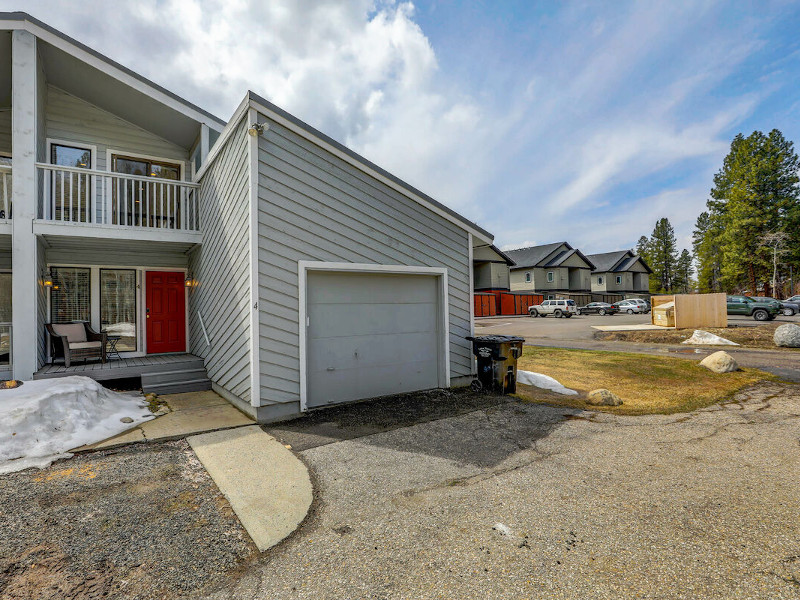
xmin=200 ymin=382 xmax=800 ymax=600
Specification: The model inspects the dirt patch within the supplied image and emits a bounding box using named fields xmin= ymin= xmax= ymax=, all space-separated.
xmin=595 ymin=322 xmax=799 ymax=349
xmin=515 ymin=346 xmax=775 ymax=415
xmin=0 ymin=440 xmax=256 ymax=600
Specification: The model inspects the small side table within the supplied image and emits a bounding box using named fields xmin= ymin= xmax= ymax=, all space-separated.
xmin=106 ymin=335 xmax=122 ymax=360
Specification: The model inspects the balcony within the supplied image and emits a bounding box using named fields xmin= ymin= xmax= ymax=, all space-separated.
xmin=35 ymin=164 xmax=200 ymax=236
xmin=0 ymin=165 xmax=10 ymax=221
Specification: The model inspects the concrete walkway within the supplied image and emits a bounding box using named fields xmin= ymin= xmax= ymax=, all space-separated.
xmin=188 ymin=426 xmax=313 ymax=552
xmin=78 ymin=390 xmax=254 ymax=451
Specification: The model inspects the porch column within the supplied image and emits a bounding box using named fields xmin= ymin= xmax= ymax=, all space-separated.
xmin=11 ymin=30 xmax=39 ymax=380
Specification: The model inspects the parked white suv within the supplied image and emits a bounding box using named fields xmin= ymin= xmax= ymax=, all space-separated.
xmin=528 ymin=299 xmax=578 ymax=318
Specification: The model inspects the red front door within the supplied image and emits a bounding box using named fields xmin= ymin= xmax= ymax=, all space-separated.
xmin=146 ymin=271 xmax=186 ymax=354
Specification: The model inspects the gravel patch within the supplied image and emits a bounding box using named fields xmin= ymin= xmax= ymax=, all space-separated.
xmin=204 ymin=381 xmax=800 ymax=599
xmin=0 ymin=439 xmax=256 ymax=599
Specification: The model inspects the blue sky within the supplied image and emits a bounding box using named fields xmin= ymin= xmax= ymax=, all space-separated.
xmin=11 ymin=0 xmax=800 ymax=253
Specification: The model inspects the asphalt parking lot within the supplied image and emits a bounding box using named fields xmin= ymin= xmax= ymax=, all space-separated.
xmin=200 ymin=381 xmax=800 ymax=600
xmin=475 ymin=312 xmax=800 ymax=343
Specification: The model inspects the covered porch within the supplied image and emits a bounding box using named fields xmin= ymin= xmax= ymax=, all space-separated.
xmin=34 ymin=352 xmax=210 ymax=394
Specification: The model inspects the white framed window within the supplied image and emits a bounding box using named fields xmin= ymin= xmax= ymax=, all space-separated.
xmin=46 ymin=139 xmax=98 ymax=223
xmin=616 ymin=276 xmax=622 ymax=285
xmin=598 ymin=276 xmax=604 ymax=284
xmin=525 ymin=272 xmax=531 ymax=283
xmin=547 ymin=271 xmax=554 ymax=283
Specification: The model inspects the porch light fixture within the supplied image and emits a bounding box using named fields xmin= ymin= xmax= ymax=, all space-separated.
xmin=42 ymin=270 xmax=54 ymax=288
xmin=185 ymin=274 xmax=195 ymax=288
xmin=248 ymin=122 xmax=268 ymax=137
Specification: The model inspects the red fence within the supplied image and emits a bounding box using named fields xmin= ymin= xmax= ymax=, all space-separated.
xmin=474 ymin=293 xmax=497 ymax=317
xmin=474 ymin=290 xmax=544 ymax=316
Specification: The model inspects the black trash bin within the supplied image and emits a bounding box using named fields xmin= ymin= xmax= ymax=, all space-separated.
xmin=466 ymin=335 xmax=525 ymax=394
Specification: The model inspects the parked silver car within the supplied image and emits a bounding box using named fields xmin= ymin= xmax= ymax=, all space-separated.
xmin=613 ymin=299 xmax=644 ymax=314
xmin=528 ymin=299 xmax=578 ymax=318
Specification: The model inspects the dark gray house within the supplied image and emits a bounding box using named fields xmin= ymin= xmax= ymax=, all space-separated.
xmin=505 ymin=242 xmax=595 ymax=299
xmin=586 ymin=250 xmax=652 ymax=296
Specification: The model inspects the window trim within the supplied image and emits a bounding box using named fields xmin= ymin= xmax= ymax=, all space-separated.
xmin=99 ymin=268 xmax=138 ymax=353
xmin=547 ymin=271 xmax=554 ymax=283
xmin=616 ymin=275 xmax=622 ymax=285
xmin=598 ymin=276 xmax=604 ymax=285
xmin=525 ymin=271 xmax=531 ymax=283
xmin=49 ymin=266 xmax=92 ymax=324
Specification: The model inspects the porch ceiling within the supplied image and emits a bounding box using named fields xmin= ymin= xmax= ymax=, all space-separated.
xmin=39 ymin=40 xmax=204 ymax=149
xmin=41 ymin=234 xmax=196 ymax=268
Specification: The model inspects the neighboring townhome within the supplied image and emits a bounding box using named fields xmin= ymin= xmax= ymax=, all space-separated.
xmin=0 ymin=12 xmax=494 ymax=423
xmin=504 ymin=242 xmax=596 ymax=299
xmin=472 ymin=243 xmax=514 ymax=292
xmin=586 ymin=250 xmax=652 ymax=297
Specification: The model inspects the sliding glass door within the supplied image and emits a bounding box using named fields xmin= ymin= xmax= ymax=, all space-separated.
xmin=0 ymin=272 xmax=10 ymax=367
xmin=100 ymin=269 xmax=137 ymax=351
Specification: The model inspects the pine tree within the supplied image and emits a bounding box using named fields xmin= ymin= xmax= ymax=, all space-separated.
xmin=647 ymin=218 xmax=678 ymax=293
xmin=674 ymin=249 xmax=694 ymax=293
xmin=693 ymin=211 xmax=722 ymax=292
xmin=707 ymin=130 xmax=800 ymax=292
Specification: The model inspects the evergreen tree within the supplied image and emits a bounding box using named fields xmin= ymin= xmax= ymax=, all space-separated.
xmin=674 ymin=249 xmax=694 ymax=293
xmin=692 ymin=211 xmax=722 ymax=292
xmin=647 ymin=218 xmax=678 ymax=293
xmin=707 ymin=130 xmax=800 ymax=292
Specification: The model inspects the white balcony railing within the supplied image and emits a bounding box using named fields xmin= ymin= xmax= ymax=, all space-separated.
xmin=36 ymin=163 xmax=200 ymax=231
xmin=0 ymin=165 xmax=11 ymax=220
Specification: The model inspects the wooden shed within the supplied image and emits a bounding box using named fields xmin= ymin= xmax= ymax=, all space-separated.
xmin=650 ymin=293 xmax=727 ymax=329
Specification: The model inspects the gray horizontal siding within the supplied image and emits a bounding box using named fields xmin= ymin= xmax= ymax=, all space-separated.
xmin=257 ymin=113 xmax=472 ymax=406
xmin=190 ymin=117 xmax=251 ymax=403
xmin=45 ymin=86 xmax=190 ymax=174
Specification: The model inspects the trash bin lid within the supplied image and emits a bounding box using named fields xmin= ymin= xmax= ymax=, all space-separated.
xmin=466 ymin=335 xmax=526 ymax=344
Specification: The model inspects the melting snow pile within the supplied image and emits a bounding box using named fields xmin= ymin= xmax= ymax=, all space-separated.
xmin=682 ymin=330 xmax=739 ymax=346
xmin=0 ymin=376 xmax=155 ymax=474
xmin=517 ymin=370 xmax=578 ymax=395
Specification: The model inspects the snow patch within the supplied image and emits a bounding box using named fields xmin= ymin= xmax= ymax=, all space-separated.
xmin=0 ymin=376 xmax=155 ymax=474
xmin=517 ymin=370 xmax=579 ymax=395
xmin=682 ymin=330 xmax=739 ymax=346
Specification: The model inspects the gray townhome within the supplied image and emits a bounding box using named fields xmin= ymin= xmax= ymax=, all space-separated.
xmin=504 ymin=242 xmax=596 ymax=299
xmin=586 ymin=250 xmax=652 ymax=297
xmin=0 ymin=13 xmax=494 ymax=423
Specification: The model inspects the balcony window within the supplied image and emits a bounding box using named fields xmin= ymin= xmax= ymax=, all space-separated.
xmin=111 ymin=154 xmax=182 ymax=228
xmin=50 ymin=143 xmax=92 ymax=222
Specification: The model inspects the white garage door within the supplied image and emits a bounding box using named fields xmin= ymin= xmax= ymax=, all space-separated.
xmin=306 ymin=270 xmax=441 ymax=408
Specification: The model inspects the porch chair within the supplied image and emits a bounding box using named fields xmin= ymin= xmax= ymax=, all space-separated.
xmin=46 ymin=322 xmax=107 ymax=368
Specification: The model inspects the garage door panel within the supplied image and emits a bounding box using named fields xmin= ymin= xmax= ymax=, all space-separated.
xmin=308 ymin=302 xmax=437 ymax=338
xmin=308 ymin=271 xmax=436 ymax=304
xmin=309 ymin=360 xmax=440 ymax=407
xmin=308 ymin=331 xmax=439 ymax=372
xmin=306 ymin=270 xmax=442 ymax=408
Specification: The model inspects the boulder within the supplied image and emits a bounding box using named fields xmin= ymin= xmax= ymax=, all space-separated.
xmin=774 ymin=323 xmax=800 ymax=348
xmin=699 ymin=351 xmax=738 ymax=373
xmin=586 ymin=388 xmax=623 ymax=406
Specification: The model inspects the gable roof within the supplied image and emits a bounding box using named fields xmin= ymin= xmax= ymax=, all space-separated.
xmin=544 ymin=247 xmax=596 ymax=270
xmin=203 ymin=91 xmax=493 ymax=243
xmin=0 ymin=11 xmax=225 ymax=129
xmin=504 ymin=242 xmax=567 ymax=269
xmin=587 ymin=250 xmax=653 ymax=274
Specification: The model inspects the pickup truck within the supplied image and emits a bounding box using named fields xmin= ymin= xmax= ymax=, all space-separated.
xmin=726 ymin=295 xmax=781 ymax=321
xmin=528 ymin=299 xmax=578 ymax=318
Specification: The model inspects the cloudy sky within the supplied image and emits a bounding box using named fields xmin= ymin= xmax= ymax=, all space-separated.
xmin=9 ymin=0 xmax=800 ymax=252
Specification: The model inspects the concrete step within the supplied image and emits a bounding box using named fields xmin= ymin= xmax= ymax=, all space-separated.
xmin=144 ymin=378 xmax=213 ymax=395
xmin=142 ymin=367 xmax=209 ymax=385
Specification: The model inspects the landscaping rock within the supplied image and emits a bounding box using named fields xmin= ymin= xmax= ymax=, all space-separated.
xmin=586 ymin=389 xmax=623 ymax=406
xmin=774 ymin=323 xmax=800 ymax=348
xmin=699 ymin=351 xmax=739 ymax=373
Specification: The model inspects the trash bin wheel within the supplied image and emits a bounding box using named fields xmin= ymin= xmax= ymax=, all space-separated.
xmin=470 ymin=379 xmax=483 ymax=393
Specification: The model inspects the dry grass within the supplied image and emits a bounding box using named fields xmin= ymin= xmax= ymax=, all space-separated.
xmin=515 ymin=346 xmax=774 ymax=415
xmin=595 ymin=323 xmax=798 ymax=350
